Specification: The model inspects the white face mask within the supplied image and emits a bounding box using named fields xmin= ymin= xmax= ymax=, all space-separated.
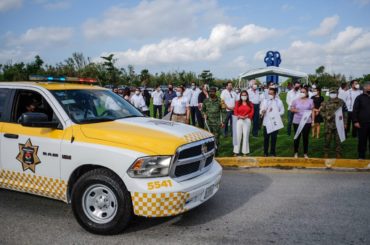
xmin=236 ymin=90 xmax=240 ymax=94
xmin=268 ymin=95 xmax=274 ymax=100
xmin=135 ymin=91 xmax=140 ymax=95
xmin=299 ymin=92 xmax=306 ymax=98
xmin=312 ymin=92 xmax=318 ymax=96
xmin=312 ymin=85 xmax=317 ymax=89
xmin=329 ymin=93 xmax=337 ymax=99
xmin=252 ymin=84 xmax=258 ymax=89
xmin=354 ymin=84 xmax=360 ymax=89
xmin=241 ymin=95 xmax=247 ymax=101
xmin=191 ymin=85 xmax=195 ymax=89
xmin=176 ymin=92 xmax=182 ymax=97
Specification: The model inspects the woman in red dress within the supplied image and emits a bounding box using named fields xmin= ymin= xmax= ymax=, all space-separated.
xmin=233 ymin=90 xmax=254 ymax=156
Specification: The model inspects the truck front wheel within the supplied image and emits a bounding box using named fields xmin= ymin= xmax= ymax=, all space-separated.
xmin=71 ymin=168 xmax=132 ymax=235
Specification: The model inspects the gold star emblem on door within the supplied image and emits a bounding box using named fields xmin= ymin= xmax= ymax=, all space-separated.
xmin=16 ymin=139 xmax=41 ymax=173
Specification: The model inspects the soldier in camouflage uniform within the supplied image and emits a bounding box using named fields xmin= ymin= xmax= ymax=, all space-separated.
xmin=320 ymin=87 xmax=348 ymax=158
xmin=202 ymin=87 xmax=225 ymax=147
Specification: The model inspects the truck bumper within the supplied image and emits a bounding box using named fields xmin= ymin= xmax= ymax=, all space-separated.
xmin=130 ymin=160 xmax=222 ymax=217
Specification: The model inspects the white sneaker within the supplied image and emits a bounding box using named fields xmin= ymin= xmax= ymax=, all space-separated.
xmin=294 ymin=153 xmax=298 ymax=158
xmin=304 ymin=154 xmax=309 ymax=159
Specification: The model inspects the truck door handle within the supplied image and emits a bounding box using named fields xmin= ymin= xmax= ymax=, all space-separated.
xmin=4 ymin=133 xmax=19 ymax=139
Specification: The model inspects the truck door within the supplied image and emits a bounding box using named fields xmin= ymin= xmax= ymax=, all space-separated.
xmin=0 ymin=88 xmax=66 ymax=200
xmin=0 ymin=88 xmax=12 ymax=170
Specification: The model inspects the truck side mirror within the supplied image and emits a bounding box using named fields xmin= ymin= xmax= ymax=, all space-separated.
xmin=19 ymin=112 xmax=60 ymax=129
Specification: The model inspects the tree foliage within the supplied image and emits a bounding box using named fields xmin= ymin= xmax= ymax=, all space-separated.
xmin=1 ymin=55 xmax=368 ymax=90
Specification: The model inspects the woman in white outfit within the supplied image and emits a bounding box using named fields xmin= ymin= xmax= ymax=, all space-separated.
xmin=233 ymin=91 xmax=254 ymax=156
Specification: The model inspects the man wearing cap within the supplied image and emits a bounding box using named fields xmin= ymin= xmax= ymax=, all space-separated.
xmin=320 ymin=88 xmax=348 ymax=158
xmin=202 ymin=87 xmax=225 ymax=147
xmin=247 ymin=80 xmax=261 ymax=137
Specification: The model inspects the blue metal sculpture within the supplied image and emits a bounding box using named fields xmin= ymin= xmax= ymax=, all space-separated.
xmin=264 ymin=51 xmax=281 ymax=84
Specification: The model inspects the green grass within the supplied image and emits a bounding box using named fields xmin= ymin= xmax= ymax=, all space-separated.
xmin=146 ymin=93 xmax=359 ymax=159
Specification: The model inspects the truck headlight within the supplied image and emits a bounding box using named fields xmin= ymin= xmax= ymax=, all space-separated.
xmin=127 ymin=156 xmax=172 ymax=178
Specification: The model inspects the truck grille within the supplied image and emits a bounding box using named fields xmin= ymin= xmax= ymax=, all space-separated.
xmin=170 ymin=137 xmax=215 ymax=181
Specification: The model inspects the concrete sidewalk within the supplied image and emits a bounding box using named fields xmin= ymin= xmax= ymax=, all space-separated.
xmin=216 ymin=156 xmax=370 ymax=169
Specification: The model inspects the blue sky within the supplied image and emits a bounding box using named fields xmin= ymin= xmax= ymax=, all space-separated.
xmin=1 ymin=0 xmax=369 ymax=79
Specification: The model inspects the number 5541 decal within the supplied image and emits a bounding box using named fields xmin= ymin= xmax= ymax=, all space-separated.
xmin=147 ymin=180 xmax=173 ymax=190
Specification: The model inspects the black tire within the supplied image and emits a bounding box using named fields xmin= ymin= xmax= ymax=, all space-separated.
xmin=71 ymin=168 xmax=133 ymax=235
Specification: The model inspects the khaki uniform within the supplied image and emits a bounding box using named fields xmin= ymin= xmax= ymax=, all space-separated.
xmin=320 ymin=97 xmax=347 ymax=156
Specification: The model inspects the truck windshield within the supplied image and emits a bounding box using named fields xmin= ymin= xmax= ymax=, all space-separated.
xmin=51 ymin=89 xmax=143 ymax=124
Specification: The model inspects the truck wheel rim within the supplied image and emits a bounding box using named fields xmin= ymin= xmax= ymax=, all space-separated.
xmin=82 ymin=184 xmax=118 ymax=224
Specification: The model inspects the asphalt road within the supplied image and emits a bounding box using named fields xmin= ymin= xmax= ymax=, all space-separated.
xmin=1 ymin=169 xmax=370 ymax=245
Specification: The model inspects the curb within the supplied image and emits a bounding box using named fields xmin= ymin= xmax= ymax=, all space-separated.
xmin=216 ymin=157 xmax=370 ymax=170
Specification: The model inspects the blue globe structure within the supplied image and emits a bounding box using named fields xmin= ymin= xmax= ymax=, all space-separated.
xmin=264 ymin=51 xmax=281 ymax=84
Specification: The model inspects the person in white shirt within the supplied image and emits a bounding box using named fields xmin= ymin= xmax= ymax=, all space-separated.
xmin=183 ymin=85 xmax=192 ymax=102
xmin=338 ymin=82 xmax=348 ymax=101
xmin=170 ymin=86 xmax=190 ymax=124
xmin=247 ymin=80 xmax=261 ymax=137
xmin=189 ymin=82 xmax=203 ymax=128
xmin=260 ymin=87 xmax=285 ymax=157
xmin=235 ymin=88 xmax=241 ymax=101
xmin=286 ymin=81 xmax=301 ymax=136
xmin=151 ymin=85 xmax=164 ymax=119
xmin=345 ymin=80 xmax=363 ymax=137
xmin=130 ymin=88 xmax=147 ymax=113
xmin=220 ymin=81 xmax=237 ymax=137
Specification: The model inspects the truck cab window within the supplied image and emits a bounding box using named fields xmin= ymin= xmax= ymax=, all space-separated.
xmin=11 ymin=90 xmax=59 ymax=123
xmin=0 ymin=89 xmax=11 ymax=121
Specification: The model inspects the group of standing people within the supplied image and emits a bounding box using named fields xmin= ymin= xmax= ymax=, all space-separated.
xmin=112 ymin=79 xmax=370 ymax=160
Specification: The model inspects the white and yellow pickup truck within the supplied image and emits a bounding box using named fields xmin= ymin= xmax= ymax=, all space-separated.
xmin=0 ymin=80 xmax=222 ymax=234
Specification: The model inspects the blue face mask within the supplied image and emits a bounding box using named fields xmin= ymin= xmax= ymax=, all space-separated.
xmin=176 ymin=92 xmax=182 ymax=97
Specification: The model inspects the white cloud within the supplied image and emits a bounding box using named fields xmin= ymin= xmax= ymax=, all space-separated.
xmin=97 ymin=24 xmax=278 ymax=66
xmin=5 ymin=27 xmax=73 ymax=47
xmin=82 ymin=0 xmax=226 ymax=40
xmin=0 ymin=0 xmax=22 ymax=12
xmin=0 ymin=48 xmax=37 ymax=64
xmin=230 ymin=56 xmax=249 ymax=70
xmin=309 ymin=15 xmax=339 ymax=36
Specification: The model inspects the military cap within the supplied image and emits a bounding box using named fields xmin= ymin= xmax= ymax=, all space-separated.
xmin=329 ymin=87 xmax=338 ymax=93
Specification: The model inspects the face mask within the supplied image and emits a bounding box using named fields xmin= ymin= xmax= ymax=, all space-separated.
xmin=299 ymin=92 xmax=306 ymax=98
xmin=241 ymin=95 xmax=247 ymax=101
xmin=191 ymin=85 xmax=195 ymax=89
xmin=176 ymin=92 xmax=182 ymax=97
xmin=354 ymin=84 xmax=360 ymax=89
xmin=268 ymin=95 xmax=274 ymax=100
xmin=312 ymin=85 xmax=317 ymax=89
xmin=236 ymin=90 xmax=240 ymax=94
xmin=252 ymin=84 xmax=258 ymax=89
xmin=312 ymin=92 xmax=318 ymax=96
xmin=135 ymin=91 xmax=140 ymax=95
xmin=329 ymin=93 xmax=337 ymax=99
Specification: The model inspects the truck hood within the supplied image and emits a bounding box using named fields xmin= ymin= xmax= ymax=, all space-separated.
xmin=79 ymin=117 xmax=213 ymax=155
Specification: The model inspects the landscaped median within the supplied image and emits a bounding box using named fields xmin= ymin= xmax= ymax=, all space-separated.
xmin=216 ymin=157 xmax=370 ymax=169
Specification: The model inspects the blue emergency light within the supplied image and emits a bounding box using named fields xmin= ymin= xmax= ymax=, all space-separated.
xmin=29 ymin=75 xmax=96 ymax=83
